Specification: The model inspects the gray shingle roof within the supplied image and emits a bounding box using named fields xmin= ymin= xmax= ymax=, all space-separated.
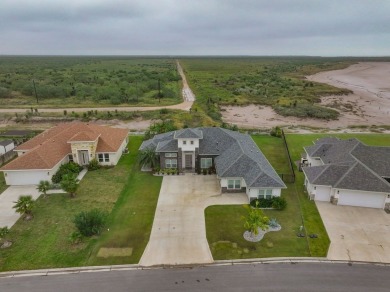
xmin=156 ymin=139 xmax=178 ymax=152
xmin=174 ymin=128 xmax=203 ymax=139
xmin=351 ymin=144 xmax=390 ymax=178
xmin=335 ymin=162 xmax=390 ymax=193
xmin=141 ymin=127 xmax=286 ymax=189
xmin=139 ymin=131 xmax=174 ymax=150
xmin=304 ymin=137 xmax=390 ymax=193
xmin=0 ymin=139 xmax=13 ymax=147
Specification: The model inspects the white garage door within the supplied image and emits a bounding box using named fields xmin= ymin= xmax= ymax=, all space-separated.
xmin=338 ymin=191 xmax=385 ymax=209
xmin=315 ymin=186 xmax=331 ymax=202
xmin=5 ymin=171 xmax=49 ymax=185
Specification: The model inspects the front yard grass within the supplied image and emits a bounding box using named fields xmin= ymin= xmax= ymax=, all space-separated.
xmin=206 ymin=182 xmax=310 ymax=259
xmin=205 ymin=134 xmax=329 ymax=260
xmin=0 ymin=136 xmax=162 ymax=271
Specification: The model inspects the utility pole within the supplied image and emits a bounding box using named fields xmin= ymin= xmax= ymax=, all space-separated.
xmin=135 ymin=80 xmax=138 ymax=103
xmin=158 ymin=78 xmax=161 ymax=103
xmin=32 ymin=79 xmax=38 ymax=104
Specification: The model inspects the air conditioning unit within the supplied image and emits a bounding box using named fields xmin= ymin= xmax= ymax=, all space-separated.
xmin=309 ymin=194 xmax=315 ymax=200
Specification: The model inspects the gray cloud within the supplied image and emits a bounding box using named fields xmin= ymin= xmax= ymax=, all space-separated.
xmin=0 ymin=0 xmax=389 ymax=55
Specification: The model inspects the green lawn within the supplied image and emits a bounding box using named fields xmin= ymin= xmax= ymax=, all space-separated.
xmin=0 ymin=136 xmax=162 ymax=271
xmin=205 ymin=134 xmax=327 ymax=259
xmin=206 ymin=182 xmax=310 ymax=259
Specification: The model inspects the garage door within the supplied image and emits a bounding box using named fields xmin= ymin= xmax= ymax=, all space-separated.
xmin=315 ymin=186 xmax=331 ymax=202
xmin=5 ymin=171 xmax=48 ymax=185
xmin=338 ymin=191 xmax=385 ymax=209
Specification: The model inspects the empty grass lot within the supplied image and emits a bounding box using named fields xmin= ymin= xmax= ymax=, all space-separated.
xmin=205 ymin=134 xmax=323 ymax=260
xmin=0 ymin=136 xmax=162 ymax=271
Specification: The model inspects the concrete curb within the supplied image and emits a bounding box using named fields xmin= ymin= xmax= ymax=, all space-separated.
xmin=1 ymin=257 xmax=389 ymax=279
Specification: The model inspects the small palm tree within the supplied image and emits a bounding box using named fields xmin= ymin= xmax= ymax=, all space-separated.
xmin=138 ymin=147 xmax=158 ymax=169
xmin=37 ymin=180 xmax=50 ymax=198
xmin=13 ymin=195 xmax=35 ymax=220
xmin=60 ymin=173 xmax=80 ymax=198
xmin=242 ymin=202 xmax=269 ymax=238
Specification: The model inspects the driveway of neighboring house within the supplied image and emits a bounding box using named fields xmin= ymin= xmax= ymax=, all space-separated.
xmin=0 ymin=186 xmax=40 ymax=228
xmin=316 ymin=202 xmax=390 ymax=263
xmin=140 ymin=174 xmax=248 ymax=266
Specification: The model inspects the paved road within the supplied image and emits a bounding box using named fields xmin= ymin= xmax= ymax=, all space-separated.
xmin=0 ymin=263 xmax=389 ymax=291
xmin=0 ymin=61 xmax=194 ymax=113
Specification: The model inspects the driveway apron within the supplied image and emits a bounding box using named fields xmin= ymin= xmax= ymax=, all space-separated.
xmin=316 ymin=202 xmax=390 ymax=263
xmin=140 ymin=174 xmax=247 ymax=266
xmin=0 ymin=186 xmax=41 ymax=228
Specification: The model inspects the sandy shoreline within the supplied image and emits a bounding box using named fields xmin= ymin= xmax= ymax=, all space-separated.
xmin=222 ymin=62 xmax=390 ymax=129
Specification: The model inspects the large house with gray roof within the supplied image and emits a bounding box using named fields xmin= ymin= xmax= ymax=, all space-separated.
xmin=140 ymin=127 xmax=286 ymax=201
xmin=302 ymin=137 xmax=390 ymax=209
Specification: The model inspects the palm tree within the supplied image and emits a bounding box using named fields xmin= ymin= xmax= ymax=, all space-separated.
xmin=138 ymin=147 xmax=158 ymax=170
xmin=242 ymin=202 xmax=269 ymax=238
xmin=60 ymin=173 xmax=80 ymax=198
xmin=37 ymin=180 xmax=50 ymax=198
xmin=13 ymin=195 xmax=35 ymax=220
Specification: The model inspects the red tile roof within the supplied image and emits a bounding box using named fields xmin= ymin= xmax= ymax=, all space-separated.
xmin=1 ymin=122 xmax=128 ymax=170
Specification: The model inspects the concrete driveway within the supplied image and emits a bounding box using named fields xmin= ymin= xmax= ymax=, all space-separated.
xmin=0 ymin=186 xmax=41 ymax=228
xmin=316 ymin=202 xmax=390 ymax=263
xmin=140 ymin=174 xmax=248 ymax=266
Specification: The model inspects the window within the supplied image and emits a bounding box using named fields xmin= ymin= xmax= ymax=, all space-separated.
xmin=183 ymin=140 xmax=187 ymax=145
xmin=165 ymin=153 xmax=177 ymax=157
xmin=165 ymin=159 xmax=177 ymax=168
xmin=68 ymin=154 xmax=74 ymax=162
xmin=190 ymin=141 xmax=194 ymax=145
xmin=200 ymin=158 xmax=212 ymax=169
xmin=97 ymin=153 xmax=110 ymax=162
xmin=227 ymin=179 xmax=241 ymax=189
xmin=258 ymin=189 xmax=272 ymax=199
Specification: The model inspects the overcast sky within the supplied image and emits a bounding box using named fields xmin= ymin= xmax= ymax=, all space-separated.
xmin=1 ymin=0 xmax=389 ymax=56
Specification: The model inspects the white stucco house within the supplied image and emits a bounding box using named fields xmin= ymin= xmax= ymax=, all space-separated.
xmin=140 ymin=127 xmax=286 ymax=201
xmin=0 ymin=140 xmax=15 ymax=155
xmin=302 ymin=137 xmax=390 ymax=210
xmin=0 ymin=122 xmax=129 ymax=186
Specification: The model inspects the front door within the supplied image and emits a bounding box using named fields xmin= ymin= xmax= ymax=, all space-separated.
xmin=79 ymin=150 xmax=89 ymax=165
xmin=185 ymin=154 xmax=192 ymax=169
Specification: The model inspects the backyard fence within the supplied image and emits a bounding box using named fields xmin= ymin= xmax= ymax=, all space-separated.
xmin=280 ymin=130 xmax=296 ymax=183
xmin=0 ymin=151 xmax=17 ymax=166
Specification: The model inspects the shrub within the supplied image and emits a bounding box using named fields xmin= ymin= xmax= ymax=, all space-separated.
xmin=68 ymin=231 xmax=83 ymax=245
xmin=270 ymin=126 xmax=282 ymax=137
xmin=250 ymin=197 xmax=287 ymax=210
xmin=87 ymin=159 xmax=100 ymax=171
xmin=73 ymin=209 xmax=108 ymax=237
xmin=272 ymin=197 xmax=287 ymax=210
xmin=52 ymin=162 xmax=83 ymax=183
xmin=0 ymin=226 xmax=10 ymax=240
xmin=250 ymin=198 xmax=273 ymax=208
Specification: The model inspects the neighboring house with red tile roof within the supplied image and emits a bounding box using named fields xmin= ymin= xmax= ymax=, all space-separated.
xmin=0 ymin=122 xmax=129 ymax=185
